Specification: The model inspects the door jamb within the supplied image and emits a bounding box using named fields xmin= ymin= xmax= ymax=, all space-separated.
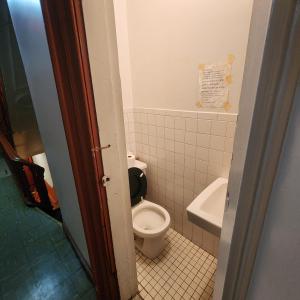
xmin=218 ymin=1 xmax=300 ymax=299
xmin=40 ymin=1 xmax=120 ymax=299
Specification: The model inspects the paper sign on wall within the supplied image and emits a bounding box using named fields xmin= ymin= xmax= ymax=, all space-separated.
xmin=197 ymin=58 xmax=233 ymax=109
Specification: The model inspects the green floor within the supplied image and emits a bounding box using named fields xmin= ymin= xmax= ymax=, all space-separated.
xmin=0 ymin=156 xmax=96 ymax=300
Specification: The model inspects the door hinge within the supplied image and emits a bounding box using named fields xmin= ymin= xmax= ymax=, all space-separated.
xmin=102 ymin=175 xmax=110 ymax=187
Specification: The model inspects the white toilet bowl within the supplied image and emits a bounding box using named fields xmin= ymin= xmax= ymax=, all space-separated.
xmin=128 ymin=157 xmax=171 ymax=258
xmin=132 ymin=199 xmax=170 ymax=258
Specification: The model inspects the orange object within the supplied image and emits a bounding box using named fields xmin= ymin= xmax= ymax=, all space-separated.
xmin=45 ymin=181 xmax=59 ymax=209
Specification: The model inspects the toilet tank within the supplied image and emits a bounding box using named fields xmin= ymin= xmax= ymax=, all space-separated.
xmin=128 ymin=158 xmax=147 ymax=173
xmin=133 ymin=159 xmax=147 ymax=172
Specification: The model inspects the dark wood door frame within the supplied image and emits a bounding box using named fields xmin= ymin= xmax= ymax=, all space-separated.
xmin=40 ymin=1 xmax=120 ymax=299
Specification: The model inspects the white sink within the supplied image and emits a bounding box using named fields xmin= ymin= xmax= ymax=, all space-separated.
xmin=187 ymin=177 xmax=228 ymax=236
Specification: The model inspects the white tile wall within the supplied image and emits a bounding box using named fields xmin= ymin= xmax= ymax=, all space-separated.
xmin=124 ymin=107 xmax=237 ymax=256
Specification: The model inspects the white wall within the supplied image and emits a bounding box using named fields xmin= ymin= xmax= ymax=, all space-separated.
xmin=113 ymin=0 xmax=134 ymax=109
xmin=7 ymin=0 xmax=89 ymax=263
xmin=125 ymin=0 xmax=253 ymax=113
xmin=82 ymin=1 xmax=138 ymax=299
xmin=247 ymin=81 xmax=300 ymax=300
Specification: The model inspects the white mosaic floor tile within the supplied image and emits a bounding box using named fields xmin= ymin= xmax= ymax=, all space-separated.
xmin=133 ymin=228 xmax=217 ymax=300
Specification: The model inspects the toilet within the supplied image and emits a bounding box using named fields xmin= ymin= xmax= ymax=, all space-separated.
xmin=128 ymin=158 xmax=170 ymax=258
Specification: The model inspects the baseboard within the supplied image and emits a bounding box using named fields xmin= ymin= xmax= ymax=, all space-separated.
xmin=62 ymin=223 xmax=93 ymax=281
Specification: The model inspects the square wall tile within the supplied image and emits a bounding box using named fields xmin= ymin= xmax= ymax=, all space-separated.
xmin=198 ymin=120 xmax=211 ymax=134
xmin=165 ymin=128 xmax=175 ymax=140
xmin=183 ymin=168 xmax=195 ymax=181
xmin=149 ymin=136 xmax=157 ymax=147
xmin=196 ymin=147 xmax=209 ymax=161
xmin=175 ymin=175 xmax=184 ymax=187
xmin=165 ymin=161 xmax=175 ymax=173
xmin=185 ymin=132 xmax=197 ymax=145
xmin=148 ymin=114 xmax=156 ymax=125
xmin=202 ymin=230 xmax=215 ymax=255
xmin=184 ymin=156 xmax=196 ymax=170
xmin=183 ymin=195 xmax=194 ymax=209
xmin=225 ymin=137 xmax=234 ymax=153
xmin=175 ymin=130 xmax=185 ymax=142
xmin=165 ymin=139 xmax=175 ymax=152
xmin=184 ymin=177 xmax=194 ymax=191
xmin=211 ymin=120 xmax=227 ymax=136
xmin=140 ymin=113 xmax=148 ymax=124
xmin=175 ymin=142 xmax=185 ymax=154
xmin=208 ymin=150 xmax=223 ymax=164
xmin=165 ymin=151 xmax=175 ymax=163
xmin=194 ymin=182 xmax=205 ymax=195
xmin=183 ymin=218 xmax=193 ymax=240
xmin=142 ymin=134 xmax=149 ymax=145
xmin=175 ymin=118 xmax=186 ymax=130
xmin=174 ymin=186 xmax=184 ymax=205
xmin=207 ymin=163 xmax=224 ymax=177
xmin=185 ymin=144 xmax=196 ymax=157
xmin=148 ymin=125 xmax=157 ymax=136
xmin=197 ymin=134 xmax=210 ymax=148
xmin=192 ymin=225 xmax=203 ymax=247
xmin=175 ymin=153 xmax=184 ymax=164
xmin=156 ymin=115 xmax=165 ymax=127
xmin=175 ymin=163 xmax=185 ymax=175
xmin=165 ymin=116 xmax=175 ymax=128
xmin=210 ymin=136 xmax=225 ymax=151
xmin=195 ymin=171 xmax=207 ymax=186
xmin=186 ymin=118 xmax=198 ymax=132
xmin=223 ymin=152 xmax=232 ymax=167
xmin=157 ymin=127 xmax=165 ymax=138
xmin=156 ymin=137 xmax=164 ymax=149
xmin=226 ymin=122 xmax=236 ymax=138
xmin=195 ymin=160 xmax=208 ymax=173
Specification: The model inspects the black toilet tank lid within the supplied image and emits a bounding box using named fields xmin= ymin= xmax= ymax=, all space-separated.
xmin=128 ymin=167 xmax=147 ymax=204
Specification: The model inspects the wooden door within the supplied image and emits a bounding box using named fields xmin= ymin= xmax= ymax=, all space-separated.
xmin=40 ymin=1 xmax=120 ymax=299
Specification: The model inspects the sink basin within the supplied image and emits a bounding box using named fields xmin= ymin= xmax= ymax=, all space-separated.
xmin=187 ymin=177 xmax=228 ymax=236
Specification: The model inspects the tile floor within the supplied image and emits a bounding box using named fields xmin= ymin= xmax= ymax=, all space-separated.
xmin=0 ymin=154 xmax=96 ymax=300
xmin=134 ymin=228 xmax=217 ymax=300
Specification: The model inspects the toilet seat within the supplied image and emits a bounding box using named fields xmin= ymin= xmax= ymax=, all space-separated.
xmin=132 ymin=200 xmax=170 ymax=238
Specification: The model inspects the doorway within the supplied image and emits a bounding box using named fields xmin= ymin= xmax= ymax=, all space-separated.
xmin=1 ymin=0 xmax=119 ymax=299
xmin=111 ymin=0 xmax=252 ymax=299
xmin=0 ymin=0 xmax=98 ymax=298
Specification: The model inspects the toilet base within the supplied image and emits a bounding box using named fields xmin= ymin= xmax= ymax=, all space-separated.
xmin=134 ymin=234 xmax=167 ymax=259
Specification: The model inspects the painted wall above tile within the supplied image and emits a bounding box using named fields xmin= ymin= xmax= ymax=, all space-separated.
xmin=115 ymin=0 xmax=253 ymax=113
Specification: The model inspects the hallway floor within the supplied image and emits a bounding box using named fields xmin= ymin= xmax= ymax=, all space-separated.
xmin=134 ymin=228 xmax=216 ymax=300
xmin=0 ymin=156 xmax=96 ymax=300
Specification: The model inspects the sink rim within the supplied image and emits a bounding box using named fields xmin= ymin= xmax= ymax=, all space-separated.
xmin=187 ymin=177 xmax=228 ymax=236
